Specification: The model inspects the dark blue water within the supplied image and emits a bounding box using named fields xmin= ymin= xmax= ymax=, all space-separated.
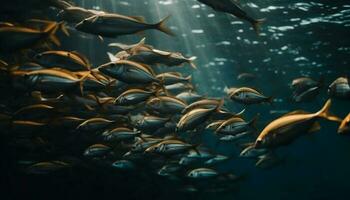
xmin=1 ymin=0 xmax=350 ymax=200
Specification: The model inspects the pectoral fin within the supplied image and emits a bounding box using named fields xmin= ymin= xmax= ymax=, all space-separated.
xmin=308 ymin=122 xmax=321 ymax=133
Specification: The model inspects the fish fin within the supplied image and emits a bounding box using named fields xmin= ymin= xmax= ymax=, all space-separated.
xmin=44 ymin=23 xmax=60 ymax=46
xmin=155 ymin=15 xmax=175 ymax=36
xmin=267 ymin=96 xmax=274 ymax=105
xmin=316 ymin=99 xmax=342 ymax=122
xmin=235 ymin=109 xmax=246 ymax=118
xmin=98 ymin=35 xmax=104 ymax=42
xmin=252 ymin=18 xmax=265 ymax=35
xmin=59 ymin=22 xmax=70 ymax=36
xmin=308 ymin=122 xmax=321 ymax=133
xmin=49 ymin=34 xmax=61 ymax=47
xmin=71 ymin=51 xmax=91 ymax=69
xmin=188 ymin=56 xmax=197 ymax=69
xmin=77 ymin=72 xmax=90 ymax=96
xmin=107 ymin=52 xmax=119 ymax=62
xmin=248 ymin=114 xmax=260 ymax=129
xmin=186 ymin=75 xmax=192 ymax=82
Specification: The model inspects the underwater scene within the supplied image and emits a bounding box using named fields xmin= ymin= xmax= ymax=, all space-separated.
xmin=1 ymin=0 xmax=350 ymax=200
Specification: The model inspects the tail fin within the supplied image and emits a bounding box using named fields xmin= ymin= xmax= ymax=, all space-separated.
xmin=188 ymin=56 xmax=197 ymax=69
xmin=107 ymin=52 xmax=119 ymax=62
xmin=235 ymin=109 xmax=246 ymax=118
xmin=44 ymin=23 xmax=60 ymax=46
xmin=316 ymin=99 xmax=342 ymax=122
xmin=58 ymin=22 xmax=70 ymax=36
xmin=185 ymin=75 xmax=192 ymax=82
xmin=155 ymin=15 xmax=175 ymax=36
xmin=248 ymin=114 xmax=260 ymax=129
xmin=77 ymin=72 xmax=91 ymax=95
xmin=252 ymin=18 xmax=265 ymax=35
xmin=267 ymin=96 xmax=274 ymax=105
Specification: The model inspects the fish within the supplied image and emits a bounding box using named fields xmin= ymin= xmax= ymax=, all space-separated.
xmin=114 ymin=88 xmax=158 ymax=106
xmin=219 ymin=132 xmax=252 ymax=142
xmin=292 ymin=86 xmax=320 ymax=102
xmin=0 ymin=21 xmax=61 ymax=52
xmin=31 ymin=91 xmax=64 ymax=103
xmin=156 ymin=72 xmax=192 ymax=85
xmin=147 ymin=96 xmax=187 ymax=115
xmin=34 ymin=50 xmax=91 ymax=71
xmin=58 ymin=6 xmax=105 ymax=24
xmin=27 ymin=161 xmax=70 ymax=174
xmin=109 ymin=38 xmax=196 ymax=68
xmin=255 ymin=154 xmax=284 ymax=169
xmin=328 ymin=77 xmax=350 ymax=100
xmin=102 ymin=127 xmax=141 ymax=142
xmin=98 ymin=60 xmax=159 ymax=84
xmin=111 ymin=160 xmax=135 ymax=170
xmin=76 ymin=117 xmax=114 ymax=132
xmin=165 ymin=83 xmax=194 ymax=95
xmin=338 ymin=113 xmax=350 ymax=134
xmin=228 ymin=87 xmax=273 ymax=105
xmin=158 ymin=163 xmax=183 ymax=176
xmin=177 ymin=99 xmax=223 ymax=132
xmin=134 ymin=115 xmax=171 ymax=132
xmin=237 ymin=73 xmax=256 ymax=81
xmin=11 ymin=120 xmax=47 ymax=133
xmin=179 ymin=149 xmax=214 ymax=165
xmin=145 ymin=139 xmax=196 ymax=156
xmin=239 ymin=145 xmax=269 ymax=158
xmin=83 ymin=144 xmax=111 ymax=158
xmin=131 ymin=137 xmax=163 ymax=153
xmin=13 ymin=104 xmax=55 ymax=120
xmin=182 ymin=99 xmax=223 ymax=114
xmin=187 ymin=168 xmax=218 ymax=179
xmin=215 ymin=115 xmax=258 ymax=135
xmin=13 ymin=68 xmax=91 ymax=94
xmin=205 ymin=155 xmax=229 ymax=165
xmin=75 ymin=13 xmax=174 ymax=37
xmin=176 ymin=91 xmax=204 ymax=104
xmin=291 ymin=76 xmax=323 ymax=94
xmin=255 ymin=100 xmax=342 ymax=149
xmin=206 ymin=120 xmax=226 ymax=130
xmin=196 ymin=0 xmax=265 ymax=34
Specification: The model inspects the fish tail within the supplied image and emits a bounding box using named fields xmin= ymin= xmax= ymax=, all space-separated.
xmin=155 ymin=15 xmax=175 ymax=36
xmin=58 ymin=21 xmax=70 ymax=36
xmin=267 ymin=96 xmax=274 ymax=105
xmin=316 ymin=99 xmax=342 ymax=122
xmin=186 ymin=75 xmax=192 ymax=82
xmin=252 ymin=18 xmax=265 ymax=35
xmin=235 ymin=109 xmax=246 ymax=118
xmin=77 ymin=71 xmax=91 ymax=95
xmin=44 ymin=23 xmax=61 ymax=46
xmin=188 ymin=56 xmax=197 ymax=69
xmin=248 ymin=114 xmax=260 ymax=129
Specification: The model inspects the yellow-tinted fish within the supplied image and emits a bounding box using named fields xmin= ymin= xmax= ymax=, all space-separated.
xmin=338 ymin=113 xmax=350 ymax=134
xmin=255 ymin=100 xmax=341 ymax=149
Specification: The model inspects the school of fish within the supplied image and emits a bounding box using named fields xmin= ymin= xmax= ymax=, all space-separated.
xmin=0 ymin=0 xmax=349 ymax=194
